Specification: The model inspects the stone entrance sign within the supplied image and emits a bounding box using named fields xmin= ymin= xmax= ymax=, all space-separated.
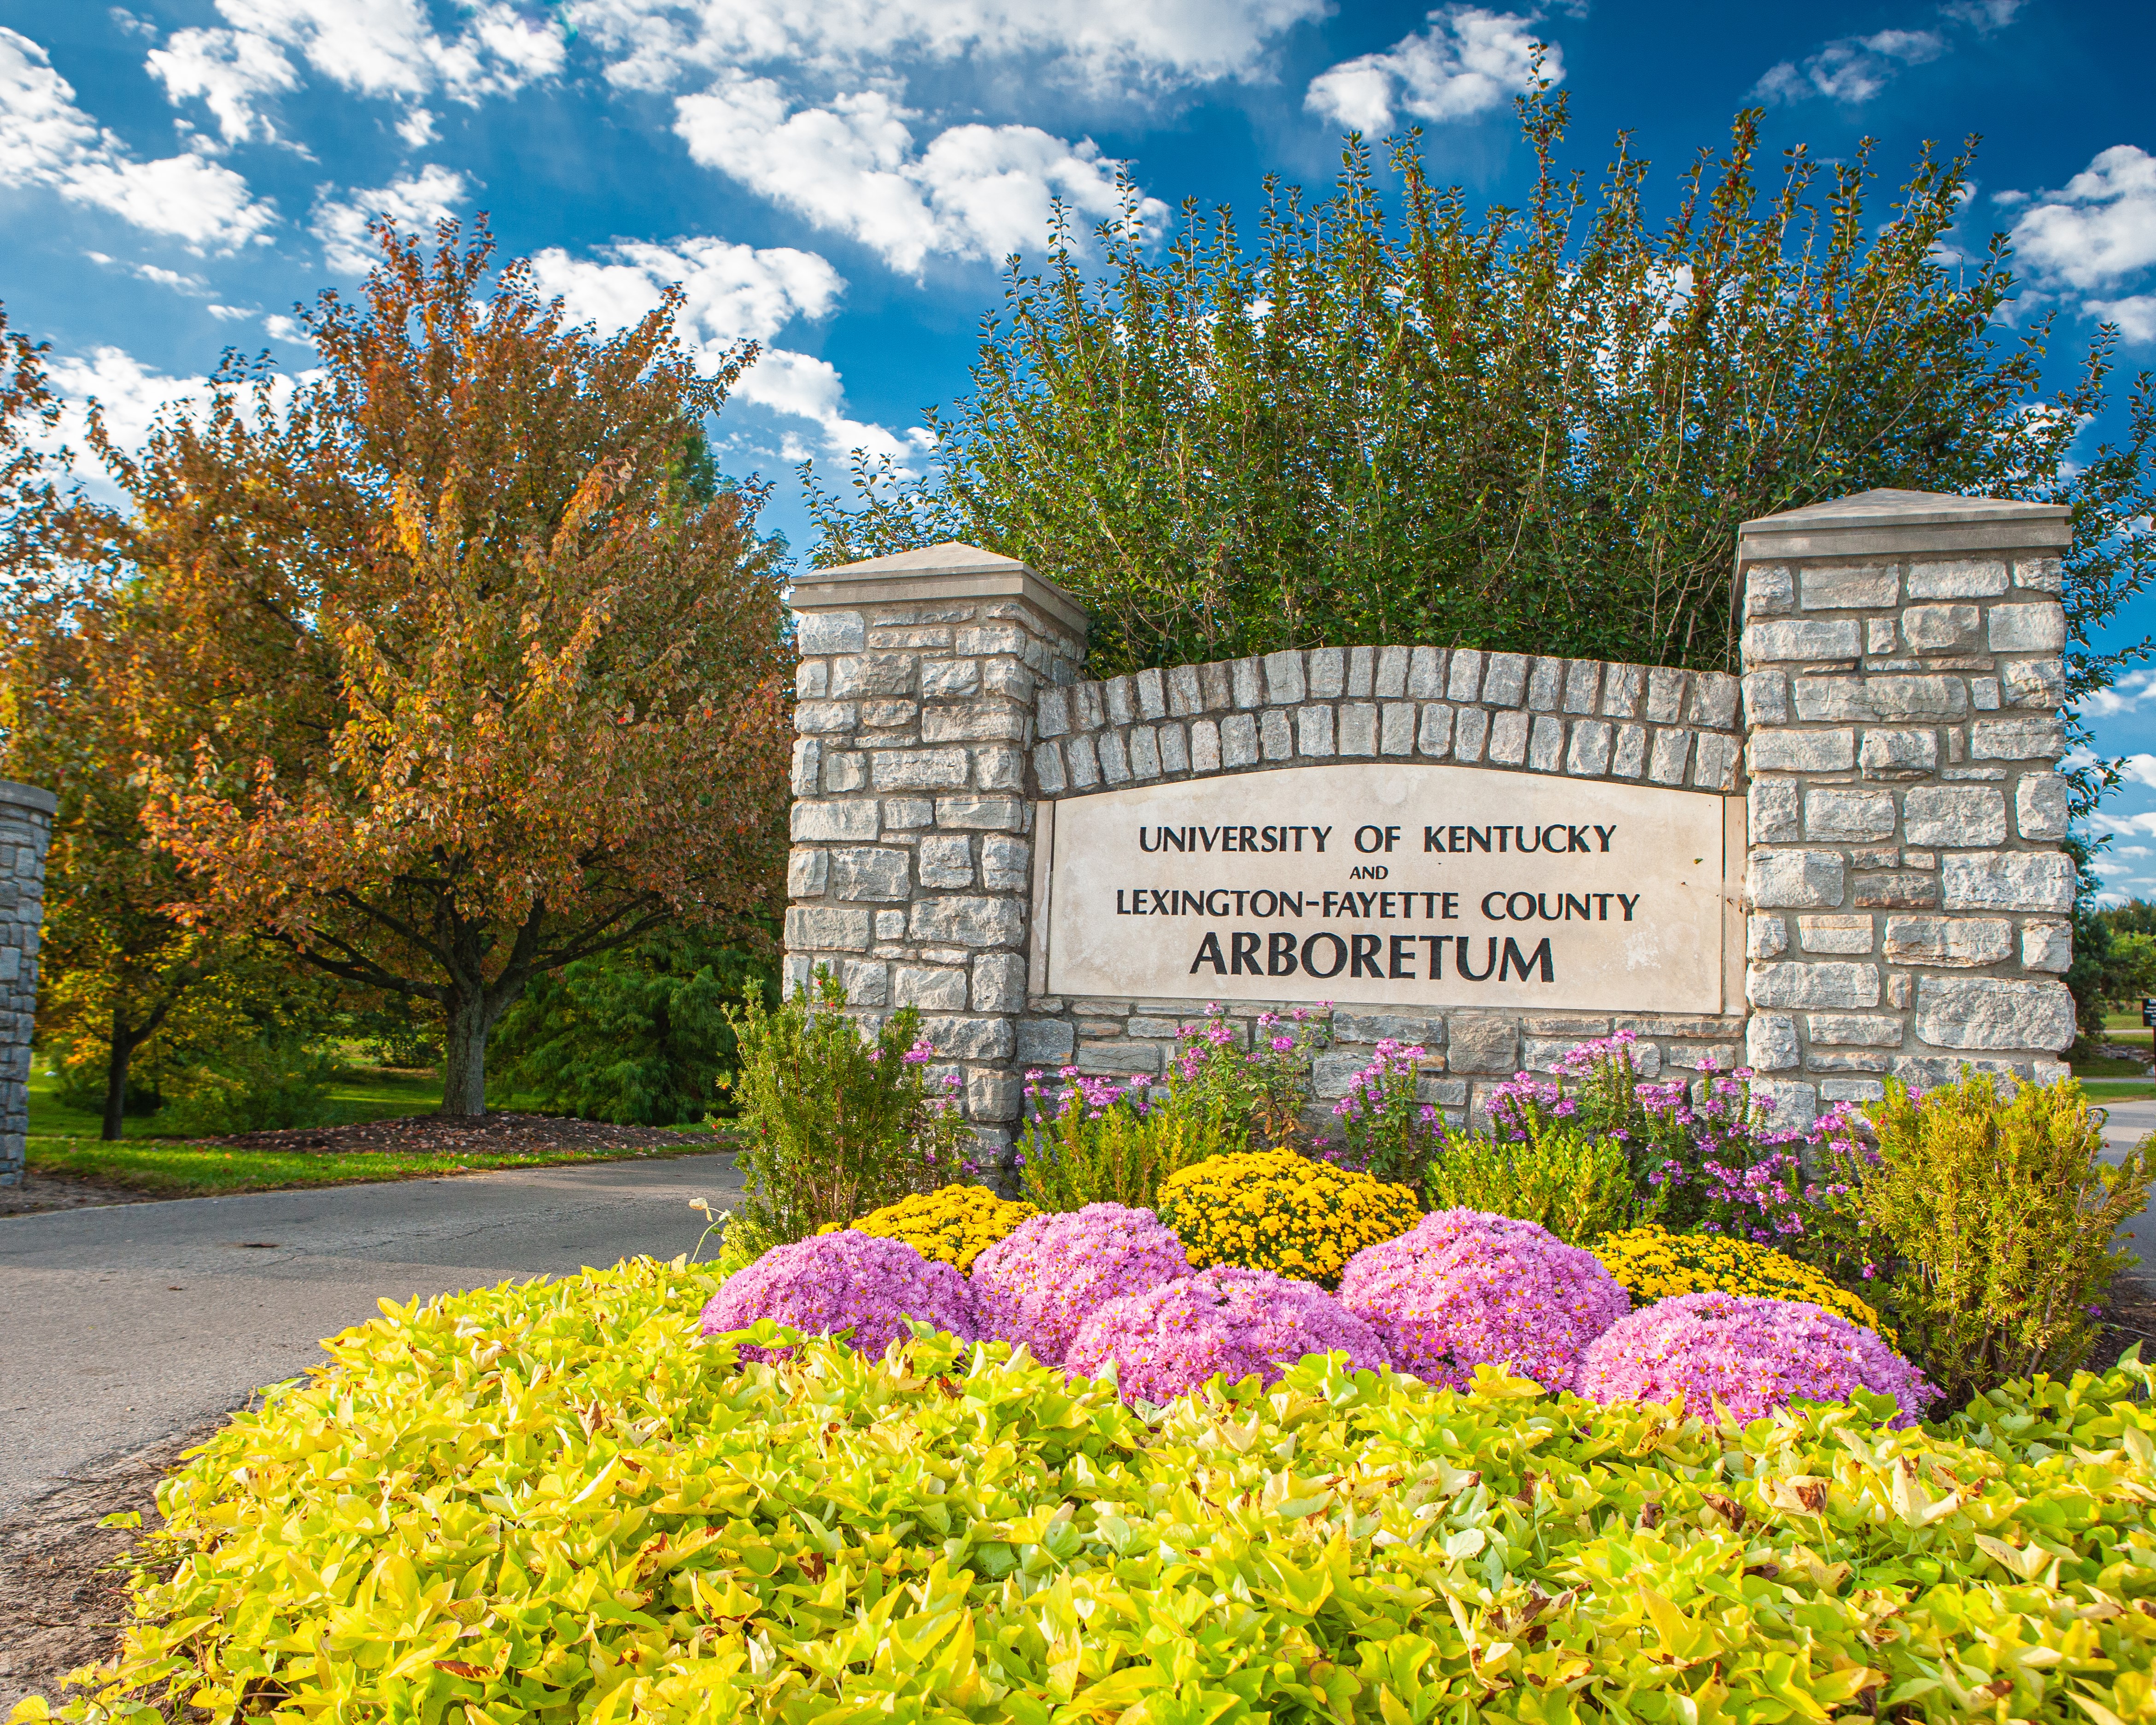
xmin=1036 ymin=764 xmax=1743 ymax=1013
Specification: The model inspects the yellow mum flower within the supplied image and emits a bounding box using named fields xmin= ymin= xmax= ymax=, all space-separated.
xmin=850 ymin=1186 xmax=1037 ymax=1272
xmin=1157 ymin=1149 xmax=1419 ymax=1290
xmin=1593 ymin=1224 xmax=1890 ymax=1341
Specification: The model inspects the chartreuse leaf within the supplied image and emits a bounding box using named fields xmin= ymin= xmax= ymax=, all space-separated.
xmin=21 ymin=1256 xmax=2156 ymax=1725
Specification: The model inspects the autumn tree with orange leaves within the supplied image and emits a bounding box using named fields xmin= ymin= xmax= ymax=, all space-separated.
xmin=77 ymin=221 xmax=794 ymax=1116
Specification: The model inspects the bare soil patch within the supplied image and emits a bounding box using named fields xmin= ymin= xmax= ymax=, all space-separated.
xmin=0 ymin=1420 xmax=226 ymax=1719
xmin=2097 ymin=1269 xmax=2156 ymax=1373
xmin=0 ymin=1171 xmax=162 ymax=1218
xmin=204 ymin=1111 xmax=723 ymax=1156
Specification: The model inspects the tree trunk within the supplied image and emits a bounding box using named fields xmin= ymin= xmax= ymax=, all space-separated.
xmin=440 ymin=992 xmax=491 ymax=1118
xmin=102 ymin=1006 xmax=132 ymax=1142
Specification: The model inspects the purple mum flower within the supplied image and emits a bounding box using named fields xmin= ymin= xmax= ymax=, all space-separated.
xmin=1068 ymin=1266 xmax=1390 ymax=1404
xmin=970 ymin=1203 xmax=1192 ymax=1367
xmin=699 ymin=1232 xmax=975 ymax=1361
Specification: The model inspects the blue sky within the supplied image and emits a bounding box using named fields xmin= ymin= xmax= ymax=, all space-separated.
xmin=3 ymin=0 xmax=2156 ymax=890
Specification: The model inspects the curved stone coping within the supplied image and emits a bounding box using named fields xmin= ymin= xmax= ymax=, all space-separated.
xmin=1031 ymin=645 xmax=1740 ymax=799
xmin=0 ymin=780 xmax=57 ymax=818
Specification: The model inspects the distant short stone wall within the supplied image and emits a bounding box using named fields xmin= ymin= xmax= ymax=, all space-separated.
xmin=0 ymin=780 xmax=56 ymax=1186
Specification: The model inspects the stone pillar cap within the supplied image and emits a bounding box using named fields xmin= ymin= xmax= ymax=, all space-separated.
xmin=0 ymin=779 xmax=58 ymax=816
xmin=791 ymin=541 xmax=1088 ymax=638
xmin=1738 ymin=487 xmax=2071 ymax=562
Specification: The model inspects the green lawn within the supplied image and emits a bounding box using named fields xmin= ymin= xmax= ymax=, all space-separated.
xmin=22 ymin=1064 xmax=730 ymax=1199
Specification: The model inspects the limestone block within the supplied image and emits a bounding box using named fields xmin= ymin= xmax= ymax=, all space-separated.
xmin=787 ymin=849 xmax=828 ymax=897
xmin=1566 ymin=719 xmax=1613 ymax=776
xmin=916 ymin=835 xmax=973 ymax=888
xmin=1693 ymin=733 xmax=1742 ymax=791
xmin=1689 ymin=674 xmax=1740 ymax=729
xmin=1904 ymin=558 xmax=2007 ymax=598
xmin=1528 ymin=714 xmax=1565 ymax=771
xmin=1488 ymin=710 xmax=1530 ymax=766
xmin=822 ymin=750 xmax=869 ymax=792
xmin=974 ymin=745 xmax=1025 ymax=790
xmin=830 ymin=653 xmax=917 ymax=697
xmin=1311 ymin=1050 xmax=1372 ymax=1098
xmin=872 ymin=747 xmax=970 ymax=790
xmin=1483 ymin=653 xmax=1529 ymax=706
xmin=1745 ymin=619 xmax=1861 ymax=662
xmin=893 ymin=965 xmax=969 ymax=1010
xmin=1798 ymin=915 xmax=1874 ymax=954
xmin=1407 ymin=645 xmax=1447 ymax=698
xmin=934 ymin=795 xmax=1027 ymax=831
xmin=1064 ymin=734 xmax=1100 ymax=789
xmin=1972 ymin=677 xmax=2001 ymax=710
xmin=791 ymin=799 xmax=881 ymax=842
xmin=882 ymin=797 xmax=934 ymax=830
xmin=1806 ymin=1012 xmax=1903 ymax=1046
xmin=1334 ymin=1013 xmax=1447 ymax=1045
xmin=1260 ymin=710 xmax=1293 ymax=762
xmin=966 ymin=1068 xmax=1022 ymax=1124
xmin=1446 ymin=1017 xmax=1519 ymax=1074
xmin=1036 ymin=686 xmax=1072 ymax=737
xmin=1901 ymin=604 xmax=1981 ymax=652
xmin=973 ymin=952 xmax=1029 ymax=1014
xmin=1075 ymin=1041 xmax=1161 ymax=1076
xmin=790 ymin=737 xmax=821 ymax=797
xmin=1381 ymin=701 xmax=1417 ymax=756
xmin=1751 ymin=728 xmax=1855 ymax=772
xmin=1099 ymin=731 xmax=1131 ymax=782
xmin=1867 ymin=618 xmax=1897 ymax=655
xmin=1881 ymin=914 xmax=2013 ymax=966
xmin=785 ymin=905 xmax=873 ymax=951
xmin=1820 ymin=1077 xmax=1886 ymax=1102
xmin=1455 ymin=707 xmax=1489 ymax=762
xmin=1749 ymin=851 xmax=1847 ymax=908
xmin=1989 ymin=603 xmax=2066 ymax=651
xmin=1339 ymin=703 xmax=1378 ymax=756
xmin=1527 ymin=657 xmax=1564 ymax=711
xmin=919 ymin=658 xmax=979 ymax=698
xmin=859 ymin=698 xmax=918 ymax=730
xmin=1417 ymin=703 xmax=1453 ymax=757
xmin=1970 ymin=716 xmax=2066 ymax=759
xmin=2012 ymin=556 xmax=2063 ymax=591
xmin=908 ymin=896 xmax=1025 ymax=947
xmin=1795 ymin=675 xmax=1970 ymax=722
xmin=1167 ymin=663 xmax=1203 ymax=716
xmin=1232 ymin=657 xmax=1263 ymax=707
xmin=1296 ymin=705 xmax=1336 ymax=757
xmin=1747 ymin=962 xmax=1881 ymax=1009
xmin=1746 ymin=1013 xmax=1799 ymax=1071
xmin=1137 ymin=666 xmax=1168 ymax=718
xmin=1612 ymin=723 xmax=1647 ymax=777
xmin=1016 ymin=1017 xmax=1076 ymax=1066
xmin=830 ymin=847 xmax=913 ymax=900
xmin=798 ymin=611 xmax=866 ymax=654
xmin=1746 ymin=563 xmax=1794 ymax=616
xmin=1941 ymin=851 xmax=2075 ymax=912
xmin=1262 ymin=650 xmax=1306 ymax=705
xmin=1602 ymin=662 xmax=1643 ymax=718
xmin=1376 ymin=646 xmax=1410 ymax=698
xmin=1742 ymin=670 xmax=1790 ymax=725
xmin=2022 ymin=921 xmax=2073 ymax=973
xmin=1646 ymin=666 xmax=1687 ymax=722
xmin=1804 ymin=787 xmax=1897 ymax=841
xmin=1859 ymin=728 xmax=1937 ymax=777
xmin=1191 ymin=719 xmax=1222 ymax=773
xmin=797 ymin=660 xmax=829 ymax=698
xmin=2016 ymin=773 xmax=2070 ymax=841
xmin=1072 ymin=682 xmax=1106 ymax=730
xmin=1749 ymin=1077 xmax=1817 ymax=1128
xmin=923 ymin=702 xmax=1028 ymax=744
xmin=1902 ymin=785 xmax=2005 ymax=847
xmin=1444 ymin=648 xmax=1482 ymax=702
xmin=1128 ymin=726 xmax=1160 ymax=779
xmin=1307 ymin=647 xmax=1345 ymax=698
xmin=1853 ymin=873 xmax=1939 ymax=910
xmin=840 ymin=959 xmax=890 ymax=1006
xmin=2002 ymin=658 xmax=2066 ymax=707
xmin=1798 ymin=563 xmax=1897 ymax=610
xmin=1747 ymin=914 xmax=1789 ymax=958
xmin=795 ymin=700 xmax=859 ymax=733
xmin=1914 ymin=975 xmax=2075 ymax=1051
xmin=1648 ymin=728 xmax=1693 ymax=785
xmin=981 ymin=835 xmax=1031 ymax=892
xmin=1221 ymin=713 xmax=1259 ymax=768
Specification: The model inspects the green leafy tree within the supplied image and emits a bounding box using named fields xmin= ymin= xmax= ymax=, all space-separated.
xmin=489 ymin=923 xmax=778 ymax=1125
xmin=807 ymin=90 xmax=2150 ymax=745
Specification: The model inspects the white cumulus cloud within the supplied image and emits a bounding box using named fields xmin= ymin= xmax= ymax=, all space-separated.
xmin=0 ymin=26 xmax=276 ymax=250
xmin=527 ymin=236 xmax=844 ymax=355
xmin=310 ymin=163 xmax=469 ymax=274
xmin=1305 ymin=6 xmax=1556 ymax=134
xmin=2010 ymin=146 xmax=2156 ymax=294
xmin=150 ymin=0 xmax=564 ymax=144
xmin=568 ymin=0 xmax=1326 ymax=97
xmin=673 ymin=78 xmax=1159 ymax=272
xmin=1753 ymin=27 xmax=1945 ymax=104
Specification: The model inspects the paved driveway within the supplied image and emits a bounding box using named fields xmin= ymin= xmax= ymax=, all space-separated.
xmin=0 ymin=1154 xmax=743 ymax=1514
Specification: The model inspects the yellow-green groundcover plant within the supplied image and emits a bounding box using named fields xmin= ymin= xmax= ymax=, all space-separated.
xmin=25 ymin=1256 xmax=2156 ymax=1725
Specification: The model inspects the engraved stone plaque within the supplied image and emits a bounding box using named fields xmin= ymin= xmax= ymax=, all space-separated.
xmin=1039 ymin=763 xmax=1741 ymax=1013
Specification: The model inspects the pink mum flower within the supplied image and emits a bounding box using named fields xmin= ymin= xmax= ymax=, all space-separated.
xmin=1580 ymin=1291 xmax=1937 ymax=1427
xmin=1337 ymin=1209 xmax=1629 ymax=1393
xmin=1068 ymin=1266 xmax=1390 ymax=1404
xmin=699 ymin=1232 xmax=976 ymax=1362
xmin=971 ymin=1203 xmax=1192 ymax=1367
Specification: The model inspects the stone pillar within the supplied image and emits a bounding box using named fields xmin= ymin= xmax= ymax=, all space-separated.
xmin=0 ymin=780 xmax=57 ymax=1185
xmin=1738 ymin=488 xmax=2075 ymax=1121
xmin=785 ymin=543 xmax=1087 ymax=1152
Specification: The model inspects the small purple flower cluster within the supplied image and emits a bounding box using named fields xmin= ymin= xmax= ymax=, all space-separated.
xmin=697 ymin=1231 xmax=976 ymax=1361
xmin=1580 ymin=1290 xmax=1938 ymax=1427
xmin=1066 ymin=1266 xmax=1389 ymax=1403
xmin=969 ymin=1203 xmax=1192 ymax=1366
xmin=1021 ymin=1065 xmax=1153 ymax=1129
xmin=1337 ymin=1210 xmax=1630 ymax=1392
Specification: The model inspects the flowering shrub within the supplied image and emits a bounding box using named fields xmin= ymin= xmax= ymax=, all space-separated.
xmin=1421 ymin=1129 xmax=1643 ymax=1244
xmin=724 ymin=970 xmax=969 ymax=1252
xmin=1067 ymin=1266 xmax=1389 ymax=1404
xmin=1326 ymin=1039 xmax=1443 ymax=1182
xmin=969 ymin=1203 xmax=1192 ymax=1366
xmin=1171 ymin=1003 xmax=1331 ymax=1147
xmin=1157 ymin=1148 xmax=1420 ymax=1287
xmin=1017 ymin=1066 xmax=1236 ymax=1211
xmin=1579 ymin=1291 xmax=1938 ymax=1426
xmin=1337 ymin=1209 xmax=1630 ymax=1391
xmin=1593 ymin=1224 xmax=1889 ymax=1337
xmin=846 ymin=1185 xmax=1037 ymax=1272
xmin=697 ymin=1231 xmax=975 ymax=1361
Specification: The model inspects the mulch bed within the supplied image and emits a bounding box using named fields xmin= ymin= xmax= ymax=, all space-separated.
xmin=202 ymin=1111 xmax=728 ymax=1156
xmin=0 ymin=1172 xmax=163 ymax=1219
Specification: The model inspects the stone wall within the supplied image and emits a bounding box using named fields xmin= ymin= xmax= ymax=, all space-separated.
xmin=1020 ymin=645 xmax=1746 ymax=1125
xmin=1737 ymin=489 xmax=2076 ymax=1122
xmin=0 ymin=780 xmax=56 ymax=1186
xmin=784 ymin=544 xmax=1085 ymax=1151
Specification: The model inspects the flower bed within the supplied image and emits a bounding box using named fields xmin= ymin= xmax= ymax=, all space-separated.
xmin=1594 ymin=1223 xmax=1889 ymax=1336
xmin=844 ymin=1184 xmax=1037 ymax=1271
xmin=41 ymin=1258 xmax=2156 ymax=1725
xmin=969 ymin=1202 xmax=1191 ymax=1366
xmin=1156 ymin=1147 xmax=1420 ymax=1286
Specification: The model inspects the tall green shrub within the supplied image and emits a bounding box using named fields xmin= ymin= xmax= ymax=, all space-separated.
xmin=1423 ymin=1131 xmax=1646 ymax=1244
xmin=1842 ymin=1072 xmax=2151 ymax=1405
xmin=724 ymin=972 xmax=968 ymax=1252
